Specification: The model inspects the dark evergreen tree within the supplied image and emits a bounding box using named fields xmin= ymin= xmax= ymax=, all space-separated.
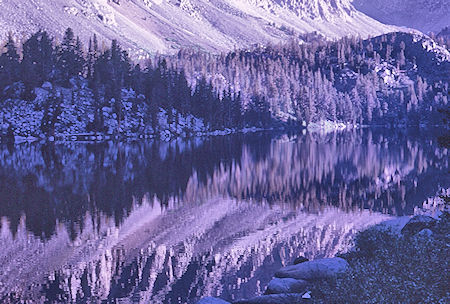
xmin=0 ymin=33 xmax=20 ymax=89
xmin=21 ymin=30 xmax=55 ymax=98
xmin=56 ymin=28 xmax=85 ymax=86
xmin=40 ymin=89 xmax=62 ymax=137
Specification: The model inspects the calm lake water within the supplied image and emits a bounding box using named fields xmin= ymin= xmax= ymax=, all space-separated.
xmin=0 ymin=129 xmax=448 ymax=303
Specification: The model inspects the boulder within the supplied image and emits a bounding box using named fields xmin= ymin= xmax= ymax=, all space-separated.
xmin=302 ymin=291 xmax=311 ymax=299
xmin=265 ymin=278 xmax=308 ymax=295
xmin=3 ymin=82 xmax=25 ymax=98
xmin=197 ymin=297 xmax=231 ymax=304
xmin=401 ymin=215 xmax=436 ymax=236
xmin=42 ymin=81 xmax=53 ymax=90
xmin=416 ymin=228 xmax=433 ymax=238
xmin=293 ymin=256 xmax=309 ymax=265
xmin=275 ymin=258 xmax=349 ymax=280
xmin=33 ymin=87 xmax=50 ymax=105
xmin=233 ymin=293 xmax=306 ymax=304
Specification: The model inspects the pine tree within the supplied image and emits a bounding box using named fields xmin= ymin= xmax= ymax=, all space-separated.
xmin=56 ymin=28 xmax=85 ymax=86
xmin=398 ymin=41 xmax=406 ymax=68
xmin=21 ymin=30 xmax=55 ymax=98
xmin=87 ymin=34 xmax=99 ymax=81
xmin=0 ymin=33 xmax=20 ymax=88
xmin=41 ymin=89 xmax=62 ymax=137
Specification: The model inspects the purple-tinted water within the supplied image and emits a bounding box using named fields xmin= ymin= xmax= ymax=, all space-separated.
xmin=0 ymin=129 xmax=448 ymax=303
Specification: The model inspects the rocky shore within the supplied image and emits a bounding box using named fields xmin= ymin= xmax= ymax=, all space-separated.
xmin=196 ymin=256 xmax=349 ymax=304
xmin=196 ymin=195 xmax=449 ymax=304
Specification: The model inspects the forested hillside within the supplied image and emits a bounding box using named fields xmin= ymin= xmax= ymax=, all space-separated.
xmin=0 ymin=29 xmax=245 ymax=140
xmin=0 ymin=29 xmax=448 ymax=140
xmin=169 ymin=32 xmax=449 ymax=126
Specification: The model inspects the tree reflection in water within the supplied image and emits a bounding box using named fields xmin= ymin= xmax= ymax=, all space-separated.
xmin=0 ymin=129 xmax=448 ymax=303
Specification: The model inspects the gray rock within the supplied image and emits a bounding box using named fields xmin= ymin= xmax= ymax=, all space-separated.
xmin=275 ymin=257 xmax=349 ymax=280
xmin=3 ymin=82 xmax=25 ymax=98
xmin=233 ymin=293 xmax=306 ymax=304
xmin=416 ymin=228 xmax=433 ymax=237
xmin=197 ymin=297 xmax=231 ymax=304
xmin=293 ymin=256 xmax=309 ymax=265
xmin=265 ymin=278 xmax=308 ymax=295
xmin=42 ymin=81 xmax=53 ymax=90
xmin=401 ymin=215 xmax=436 ymax=236
xmin=302 ymin=291 xmax=311 ymax=299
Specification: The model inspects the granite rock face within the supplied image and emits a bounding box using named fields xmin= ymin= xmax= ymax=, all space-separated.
xmin=0 ymin=0 xmax=399 ymax=55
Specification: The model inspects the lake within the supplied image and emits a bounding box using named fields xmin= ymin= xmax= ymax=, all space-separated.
xmin=0 ymin=129 xmax=448 ymax=303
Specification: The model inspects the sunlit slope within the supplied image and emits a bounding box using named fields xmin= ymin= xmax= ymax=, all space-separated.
xmin=353 ymin=0 xmax=450 ymax=33
xmin=0 ymin=0 xmax=400 ymax=54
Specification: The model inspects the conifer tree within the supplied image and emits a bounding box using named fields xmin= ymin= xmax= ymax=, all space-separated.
xmin=56 ymin=28 xmax=85 ymax=86
xmin=0 ymin=33 xmax=20 ymax=88
xmin=21 ymin=30 xmax=55 ymax=98
xmin=41 ymin=89 xmax=62 ymax=137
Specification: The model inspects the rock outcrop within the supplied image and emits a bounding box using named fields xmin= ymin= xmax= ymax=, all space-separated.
xmin=265 ymin=278 xmax=308 ymax=295
xmin=401 ymin=215 xmax=437 ymax=236
xmin=198 ymin=257 xmax=348 ymax=303
xmin=275 ymin=257 xmax=349 ymax=280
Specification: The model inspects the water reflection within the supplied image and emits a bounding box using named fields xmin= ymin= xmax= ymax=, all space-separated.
xmin=0 ymin=129 xmax=448 ymax=303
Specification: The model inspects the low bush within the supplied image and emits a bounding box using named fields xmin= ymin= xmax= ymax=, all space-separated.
xmin=311 ymin=212 xmax=450 ymax=303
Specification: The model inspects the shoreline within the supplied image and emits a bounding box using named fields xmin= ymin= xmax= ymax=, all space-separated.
xmin=2 ymin=123 xmax=447 ymax=145
xmin=0 ymin=126 xmax=269 ymax=144
xmin=196 ymin=190 xmax=449 ymax=304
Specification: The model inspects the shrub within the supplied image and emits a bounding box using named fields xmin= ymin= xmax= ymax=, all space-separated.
xmin=311 ymin=213 xmax=450 ymax=303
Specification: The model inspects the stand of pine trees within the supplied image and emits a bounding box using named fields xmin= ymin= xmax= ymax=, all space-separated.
xmin=167 ymin=32 xmax=449 ymax=126
xmin=0 ymin=28 xmax=448 ymax=138
xmin=0 ymin=28 xmax=249 ymax=137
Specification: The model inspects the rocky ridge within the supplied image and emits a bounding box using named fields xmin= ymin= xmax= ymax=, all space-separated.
xmin=0 ymin=0 xmax=401 ymax=55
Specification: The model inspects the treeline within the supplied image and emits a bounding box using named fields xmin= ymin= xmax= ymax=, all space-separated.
xmin=0 ymin=29 xmax=252 ymax=136
xmin=432 ymin=26 xmax=450 ymax=49
xmin=168 ymin=32 xmax=449 ymax=125
xmin=0 ymin=28 xmax=448 ymax=136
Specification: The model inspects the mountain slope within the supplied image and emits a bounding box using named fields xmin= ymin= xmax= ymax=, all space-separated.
xmin=353 ymin=0 xmax=450 ymax=33
xmin=0 ymin=0 xmax=400 ymax=54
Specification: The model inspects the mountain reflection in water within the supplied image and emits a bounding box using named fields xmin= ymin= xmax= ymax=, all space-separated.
xmin=0 ymin=129 xmax=448 ymax=303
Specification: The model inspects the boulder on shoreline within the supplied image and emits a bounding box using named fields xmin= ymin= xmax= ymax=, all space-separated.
xmin=416 ymin=228 xmax=433 ymax=237
xmin=401 ymin=215 xmax=436 ymax=236
xmin=293 ymin=256 xmax=309 ymax=265
xmin=265 ymin=278 xmax=308 ymax=295
xmin=275 ymin=257 xmax=349 ymax=280
xmin=197 ymin=297 xmax=231 ymax=304
xmin=233 ymin=293 xmax=306 ymax=304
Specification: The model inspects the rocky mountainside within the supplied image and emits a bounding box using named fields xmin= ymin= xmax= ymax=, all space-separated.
xmin=0 ymin=0 xmax=400 ymax=55
xmin=353 ymin=0 xmax=450 ymax=33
